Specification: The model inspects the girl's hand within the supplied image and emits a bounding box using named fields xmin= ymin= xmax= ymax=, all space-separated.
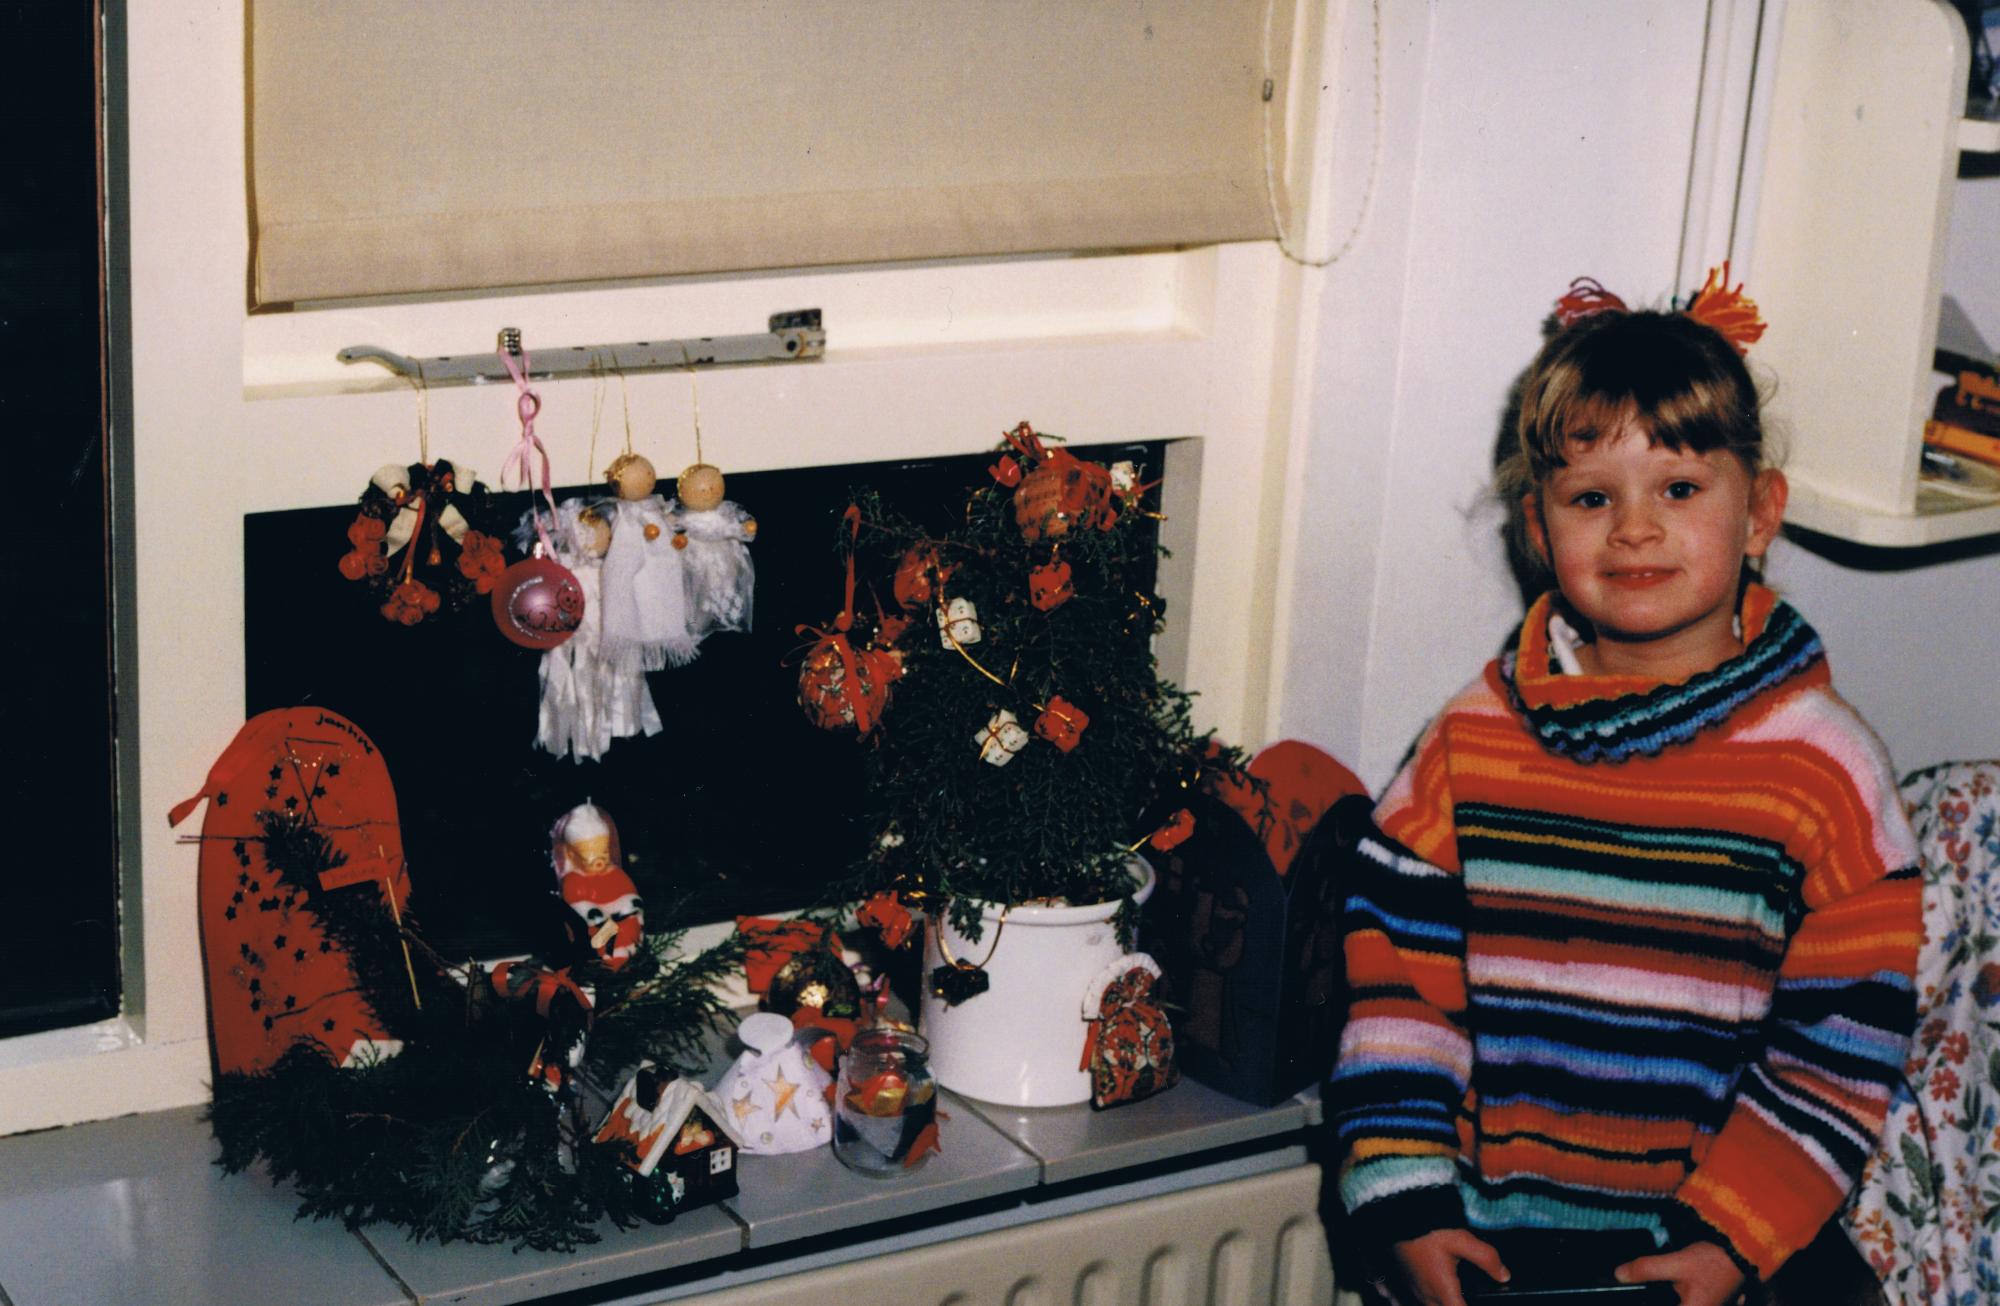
xmin=1389 ymin=1228 xmax=1509 ymax=1306
xmin=1615 ymin=1240 xmax=1746 ymax=1306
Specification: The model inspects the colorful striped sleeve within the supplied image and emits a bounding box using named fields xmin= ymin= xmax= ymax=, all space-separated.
xmin=1329 ymin=724 xmax=1473 ymax=1246
xmin=1670 ymin=700 xmax=1923 ymax=1280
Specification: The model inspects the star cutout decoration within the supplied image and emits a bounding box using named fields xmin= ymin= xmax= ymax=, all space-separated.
xmin=765 ymin=1066 xmax=801 ymax=1120
xmin=730 ymin=1092 xmax=756 ymax=1126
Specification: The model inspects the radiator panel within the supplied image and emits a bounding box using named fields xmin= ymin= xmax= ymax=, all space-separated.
xmin=677 ymin=1163 xmax=1339 ymax=1305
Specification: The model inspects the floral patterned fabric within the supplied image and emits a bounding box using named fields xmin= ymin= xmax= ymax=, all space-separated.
xmin=1845 ymin=762 xmax=2000 ymax=1306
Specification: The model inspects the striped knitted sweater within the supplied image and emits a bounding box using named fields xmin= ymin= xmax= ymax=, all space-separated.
xmin=1330 ymin=585 xmax=1921 ymax=1280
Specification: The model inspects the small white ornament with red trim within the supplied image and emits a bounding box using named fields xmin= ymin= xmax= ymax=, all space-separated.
xmin=975 ymin=709 xmax=1030 ymax=767
xmin=936 ymin=597 xmax=982 ymax=649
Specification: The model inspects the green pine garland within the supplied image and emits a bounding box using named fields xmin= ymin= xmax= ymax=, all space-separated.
xmin=206 ymin=809 xmax=742 ymax=1251
xmin=829 ymin=435 xmax=1251 ymax=940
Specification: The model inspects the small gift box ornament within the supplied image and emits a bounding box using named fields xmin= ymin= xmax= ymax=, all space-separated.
xmin=1080 ymin=953 xmax=1180 ymax=1110
xmin=708 ymin=1012 xmax=835 ymax=1155
xmin=975 ymin=709 xmax=1030 ymax=767
xmin=1033 ymin=695 xmax=1089 ymax=753
xmin=1028 ymin=559 xmax=1074 ymax=612
xmin=594 ymin=1060 xmax=744 ymax=1222
xmin=935 ymin=596 xmax=982 ymax=648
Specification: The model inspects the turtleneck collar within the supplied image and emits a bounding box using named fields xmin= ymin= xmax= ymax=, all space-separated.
xmin=1499 ymin=583 xmax=1827 ymax=763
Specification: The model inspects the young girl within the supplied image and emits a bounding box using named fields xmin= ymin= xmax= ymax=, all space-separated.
xmin=1330 ymin=272 xmax=1922 ymax=1306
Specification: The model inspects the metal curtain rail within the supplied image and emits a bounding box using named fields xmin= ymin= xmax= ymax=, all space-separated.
xmin=337 ymin=310 xmax=825 ymax=385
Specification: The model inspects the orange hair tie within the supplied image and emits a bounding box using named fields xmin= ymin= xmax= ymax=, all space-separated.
xmin=1681 ymin=261 xmax=1766 ymax=356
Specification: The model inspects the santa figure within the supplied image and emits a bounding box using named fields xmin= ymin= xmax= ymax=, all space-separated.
xmin=551 ymin=802 xmax=644 ymax=970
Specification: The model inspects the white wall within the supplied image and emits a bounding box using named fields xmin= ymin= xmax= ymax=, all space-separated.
xmin=1278 ymin=2 xmax=1715 ymax=789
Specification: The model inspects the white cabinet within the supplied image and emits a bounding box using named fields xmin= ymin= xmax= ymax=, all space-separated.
xmin=1749 ymin=0 xmax=2000 ymax=547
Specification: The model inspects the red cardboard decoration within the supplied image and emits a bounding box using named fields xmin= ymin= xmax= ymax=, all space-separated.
xmin=169 ymin=708 xmax=410 ymax=1077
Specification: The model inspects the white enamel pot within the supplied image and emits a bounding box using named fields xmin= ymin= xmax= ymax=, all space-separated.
xmin=919 ymin=859 xmax=1154 ymax=1107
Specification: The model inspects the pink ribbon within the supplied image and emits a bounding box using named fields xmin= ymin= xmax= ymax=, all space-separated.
xmin=497 ymin=345 xmax=559 ymax=555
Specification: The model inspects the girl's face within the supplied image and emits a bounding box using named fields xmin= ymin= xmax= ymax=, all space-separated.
xmin=1525 ymin=420 xmax=1786 ymax=680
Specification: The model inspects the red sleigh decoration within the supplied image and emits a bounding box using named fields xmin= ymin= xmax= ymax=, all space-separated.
xmin=169 ymin=708 xmax=412 ymax=1078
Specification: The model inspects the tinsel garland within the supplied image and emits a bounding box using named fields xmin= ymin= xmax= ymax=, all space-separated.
xmin=827 ymin=443 xmax=1251 ymax=942
xmin=206 ymin=809 xmax=741 ymax=1251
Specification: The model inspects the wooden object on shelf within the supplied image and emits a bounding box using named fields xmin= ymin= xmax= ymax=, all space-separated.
xmin=1749 ymin=0 xmax=2000 ymax=547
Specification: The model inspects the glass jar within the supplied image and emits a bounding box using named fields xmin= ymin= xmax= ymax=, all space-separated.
xmin=832 ymin=1027 xmax=939 ymax=1176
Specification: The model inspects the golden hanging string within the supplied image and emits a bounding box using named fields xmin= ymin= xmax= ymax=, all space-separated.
xmin=677 ymin=344 xmax=705 ymax=466
xmin=929 ymin=905 xmax=1009 ymax=973
xmin=407 ymin=370 xmax=431 ymax=466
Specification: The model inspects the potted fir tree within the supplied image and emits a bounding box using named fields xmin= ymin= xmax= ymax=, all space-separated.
xmin=804 ymin=425 xmax=1247 ymax=1107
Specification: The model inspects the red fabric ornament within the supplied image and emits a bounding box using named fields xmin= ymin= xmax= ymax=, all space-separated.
xmin=1028 ymin=559 xmax=1074 ymax=611
xmin=989 ymin=454 xmax=1023 ymax=487
xmin=1147 ymin=807 xmax=1196 ymax=852
xmin=1079 ymin=955 xmax=1179 ymax=1109
xmin=857 ymin=891 xmax=916 ymax=949
xmin=491 ymin=555 xmax=584 ymax=650
xmin=1682 ymin=261 xmax=1766 ymax=356
xmin=1033 ymin=695 xmax=1090 ymax=753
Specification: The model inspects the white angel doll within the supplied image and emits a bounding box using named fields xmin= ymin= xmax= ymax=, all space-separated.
xmin=667 ymin=462 xmax=756 ymax=643
xmin=518 ymin=498 xmax=662 ymax=762
xmin=599 ymin=453 xmax=699 ymax=669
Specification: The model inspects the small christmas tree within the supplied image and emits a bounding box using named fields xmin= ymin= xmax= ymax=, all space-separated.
xmin=810 ymin=425 xmax=1247 ymax=944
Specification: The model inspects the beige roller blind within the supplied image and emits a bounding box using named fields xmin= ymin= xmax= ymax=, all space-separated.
xmin=248 ymin=2 xmax=1295 ymax=306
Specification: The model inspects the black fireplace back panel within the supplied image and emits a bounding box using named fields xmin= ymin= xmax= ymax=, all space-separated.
xmin=244 ymin=443 xmax=1163 ymax=957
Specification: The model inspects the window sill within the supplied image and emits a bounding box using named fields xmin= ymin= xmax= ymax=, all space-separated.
xmin=0 ymin=1072 xmax=1320 ymax=1305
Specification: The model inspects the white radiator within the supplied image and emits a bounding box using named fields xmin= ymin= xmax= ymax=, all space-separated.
xmin=680 ymin=1163 xmax=1350 ymax=1306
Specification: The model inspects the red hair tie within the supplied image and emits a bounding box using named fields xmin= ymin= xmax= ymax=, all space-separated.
xmin=1553 ymin=277 xmax=1628 ymax=328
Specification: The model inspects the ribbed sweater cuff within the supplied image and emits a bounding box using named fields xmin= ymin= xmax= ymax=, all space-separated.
xmin=1662 ymin=1201 xmax=1759 ymax=1283
xmin=1346 ymin=1184 xmax=1468 ymax=1251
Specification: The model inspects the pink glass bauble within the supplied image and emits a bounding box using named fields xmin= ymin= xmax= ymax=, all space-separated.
xmin=492 ymin=556 xmax=584 ymax=649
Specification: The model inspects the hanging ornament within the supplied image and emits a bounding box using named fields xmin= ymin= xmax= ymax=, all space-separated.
xmin=1028 ymin=559 xmax=1074 ymax=612
xmin=340 ymin=458 xmax=501 ymax=625
xmin=975 ymin=709 xmax=1030 ymax=767
xmin=493 ymin=338 xmax=584 ymax=650
xmin=797 ymin=506 xmax=900 ymax=734
xmin=999 ymin=422 xmax=1116 ymax=541
xmin=493 ymin=556 xmax=586 ymax=650
xmin=1033 ymin=695 xmax=1089 ymax=753
xmin=1109 ymin=461 xmax=1138 ymax=494
xmin=599 ymin=452 xmax=697 ymax=668
xmin=669 ymin=462 xmax=757 ymax=643
xmin=936 ymin=596 xmax=982 ymax=648
xmin=520 ymin=498 xmax=662 ymax=761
